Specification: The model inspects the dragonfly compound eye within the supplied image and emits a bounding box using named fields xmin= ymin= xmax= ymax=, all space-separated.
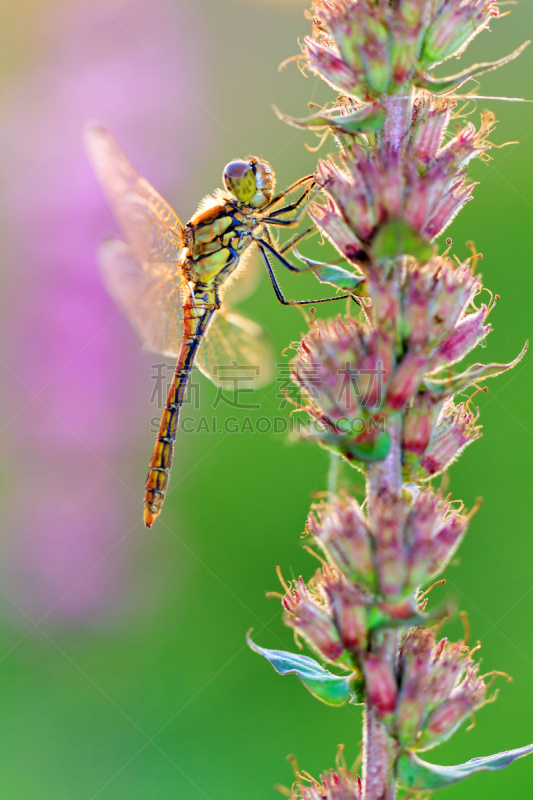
xmin=223 ymin=160 xmax=257 ymax=204
xmin=248 ymin=158 xmax=275 ymax=208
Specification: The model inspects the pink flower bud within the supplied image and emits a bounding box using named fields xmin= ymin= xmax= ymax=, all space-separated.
xmin=291 ymin=318 xmax=361 ymax=422
xmin=291 ymin=318 xmax=393 ymax=425
xmin=314 ymin=100 xmax=494 ymax=249
xmin=297 ymin=768 xmax=362 ymax=800
xmin=390 ymin=23 xmax=425 ymax=84
xmin=404 ymin=488 xmax=468 ymax=589
xmin=420 ymin=666 xmax=487 ymax=748
xmin=419 ymin=399 xmax=482 ymax=478
xmin=378 ymin=150 xmax=404 ymax=220
xmin=322 ymin=570 xmax=369 ymax=653
xmin=371 ymin=491 xmax=409 ymax=597
xmin=432 ymin=307 xmax=490 ymax=367
xmin=359 ymin=330 xmax=393 ymax=409
xmin=386 ymin=352 xmax=428 ymax=410
xmin=403 ymin=489 xmax=443 ymax=578
xmin=283 ymin=578 xmax=346 ymax=664
xmin=396 ymin=629 xmax=486 ymax=748
xmin=429 ymin=260 xmax=480 ymax=342
xmin=305 ymin=36 xmax=364 ymax=96
xmin=439 ymin=114 xmax=494 ymax=171
xmin=396 ymin=256 xmax=484 ymax=369
xmin=428 ymin=513 xmax=468 ymax=579
xmin=410 ymin=96 xmax=453 ymax=164
xmin=366 ymin=272 xmax=400 ymax=331
xmin=316 ymin=156 xmax=379 ymax=243
xmin=402 ymin=393 xmax=436 ymax=455
xmin=363 ymin=653 xmax=398 ymax=719
xmin=310 ymin=198 xmax=366 ymax=263
xmin=428 ymin=639 xmax=471 ymax=709
xmin=308 ymin=496 xmax=375 ymax=588
xmin=310 ymin=487 xmax=467 ymax=599
xmin=358 ymin=17 xmax=392 ymax=94
xmin=400 ymin=0 xmax=434 ymax=26
xmin=424 ymin=180 xmax=474 ymax=240
xmin=395 ymin=629 xmax=435 ymax=743
xmin=405 ymin=270 xmax=433 ymax=348
xmin=423 ymin=0 xmax=499 ymax=65
xmin=305 ymin=0 xmax=500 ymax=100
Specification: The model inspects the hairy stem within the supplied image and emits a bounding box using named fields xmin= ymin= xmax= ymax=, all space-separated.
xmin=379 ymin=92 xmax=412 ymax=150
xmin=366 ymin=414 xmax=402 ymax=503
xmin=363 ymin=412 xmax=402 ymax=797
xmin=363 ymin=706 xmax=398 ymax=800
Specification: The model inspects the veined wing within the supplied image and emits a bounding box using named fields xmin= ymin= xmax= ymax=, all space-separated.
xmin=196 ymin=311 xmax=274 ymax=389
xmin=86 ymin=125 xmax=185 ymax=266
xmin=100 ymin=239 xmax=185 ymax=358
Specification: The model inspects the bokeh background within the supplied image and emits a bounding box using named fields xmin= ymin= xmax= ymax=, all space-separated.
xmin=0 ymin=0 xmax=531 ymax=797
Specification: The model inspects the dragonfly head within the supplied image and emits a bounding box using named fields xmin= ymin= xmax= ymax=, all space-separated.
xmin=223 ymin=157 xmax=275 ymax=209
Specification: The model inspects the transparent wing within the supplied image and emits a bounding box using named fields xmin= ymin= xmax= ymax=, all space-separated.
xmin=196 ymin=311 xmax=275 ymax=388
xmin=100 ymin=239 xmax=185 ymax=358
xmin=86 ymin=125 xmax=185 ymax=267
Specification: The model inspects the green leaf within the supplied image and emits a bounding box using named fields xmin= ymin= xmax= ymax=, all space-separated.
xmin=293 ymin=249 xmax=365 ymax=293
xmin=398 ymin=745 xmax=533 ymax=790
xmin=272 ymin=106 xmax=330 ymax=130
xmin=347 ymin=430 xmax=391 ymax=462
xmin=329 ymin=106 xmax=386 ymax=134
xmin=367 ymin=598 xmax=453 ymax=632
xmin=416 ymin=42 xmax=530 ymax=95
xmin=273 ymin=104 xmax=385 ymax=135
xmin=312 ymin=430 xmax=391 ymax=464
xmin=424 ymin=342 xmax=528 ymax=397
xmin=373 ymin=220 xmax=433 ymax=263
xmin=247 ymin=633 xmax=360 ymax=706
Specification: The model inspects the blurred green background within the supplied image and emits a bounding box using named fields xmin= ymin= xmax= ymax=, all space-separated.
xmin=0 ymin=0 xmax=532 ymax=798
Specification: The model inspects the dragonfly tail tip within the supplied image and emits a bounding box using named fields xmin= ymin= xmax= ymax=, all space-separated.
xmin=144 ymin=506 xmax=159 ymax=528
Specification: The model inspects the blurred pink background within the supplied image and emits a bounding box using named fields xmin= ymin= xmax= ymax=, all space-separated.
xmin=0 ymin=0 xmax=208 ymax=621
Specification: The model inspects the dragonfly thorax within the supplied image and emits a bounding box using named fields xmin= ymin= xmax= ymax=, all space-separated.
xmin=223 ymin=157 xmax=274 ymax=210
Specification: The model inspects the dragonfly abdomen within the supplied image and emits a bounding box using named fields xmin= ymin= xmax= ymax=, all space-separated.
xmin=144 ymin=287 xmax=217 ymax=528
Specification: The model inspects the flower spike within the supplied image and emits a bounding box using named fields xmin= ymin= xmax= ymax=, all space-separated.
xmin=246 ymin=0 xmax=533 ymax=796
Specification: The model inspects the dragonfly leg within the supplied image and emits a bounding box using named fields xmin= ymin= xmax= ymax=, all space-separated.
xmin=257 ymin=236 xmax=310 ymax=273
xmin=265 ymin=188 xmax=315 ymax=219
xmin=264 ymin=227 xmax=359 ymax=280
xmin=257 ymin=241 xmax=350 ymax=306
xmin=262 ymin=187 xmax=321 ymax=228
xmin=278 ymin=226 xmax=316 ymax=255
xmin=267 ymin=174 xmax=314 ymax=210
xmin=262 ymin=227 xmax=349 ymax=274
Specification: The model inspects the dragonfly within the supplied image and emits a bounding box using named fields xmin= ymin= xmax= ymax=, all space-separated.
xmin=87 ymin=126 xmax=349 ymax=528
